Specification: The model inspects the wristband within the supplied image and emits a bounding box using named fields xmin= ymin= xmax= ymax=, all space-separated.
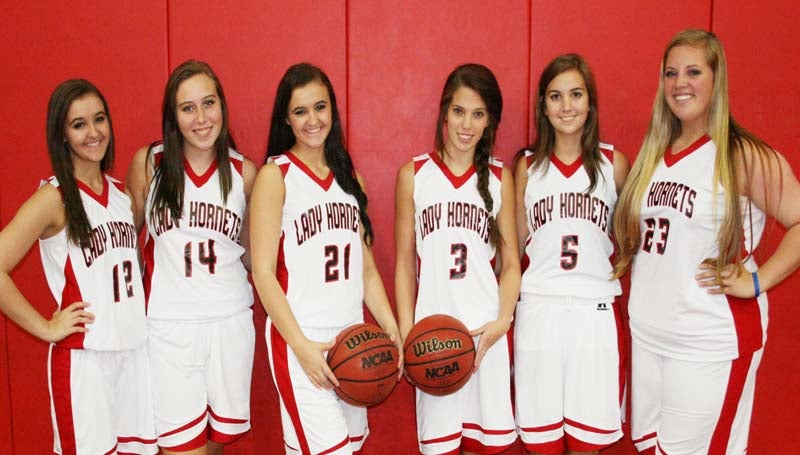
xmin=751 ymin=271 xmax=760 ymax=298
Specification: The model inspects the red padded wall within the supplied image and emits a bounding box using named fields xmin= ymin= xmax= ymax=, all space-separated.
xmin=1 ymin=1 xmax=798 ymax=453
xmin=0 ymin=2 xmax=166 ymax=452
xmin=714 ymin=2 xmax=800 ymax=452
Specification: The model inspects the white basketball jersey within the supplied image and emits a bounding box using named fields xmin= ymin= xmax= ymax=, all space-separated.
xmin=629 ymin=136 xmax=767 ymax=361
xmin=519 ymin=145 xmax=621 ymax=302
xmin=412 ymin=152 xmax=503 ymax=331
xmin=144 ymin=144 xmax=253 ymax=320
xmin=39 ymin=175 xmax=147 ymax=351
xmin=270 ymin=153 xmax=364 ymax=329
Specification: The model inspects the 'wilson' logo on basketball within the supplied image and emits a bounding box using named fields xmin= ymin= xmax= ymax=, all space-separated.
xmin=344 ymin=330 xmax=390 ymax=350
xmin=361 ymin=350 xmax=395 ymax=369
xmin=411 ymin=337 xmax=463 ymax=357
xmin=425 ymin=361 xmax=460 ymax=378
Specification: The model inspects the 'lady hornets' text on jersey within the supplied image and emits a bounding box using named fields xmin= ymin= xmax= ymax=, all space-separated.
xmin=413 ymin=152 xmax=502 ymax=330
xmin=270 ymin=152 xmax=364 ymax=328
xmin=520 ymin=145 xmax=621 ymax=302
xmin=630 ymin=136 xmax=767 ymax=361
xmin=144 ymin=144 xmax=253 ymax=320
xmin=39 ymin=175 xmax=147 ymax=350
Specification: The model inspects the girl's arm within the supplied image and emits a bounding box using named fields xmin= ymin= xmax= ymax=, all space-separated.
xmin=0 ymin=185 xmax=94 ymax=342
xmin=394 ymin=162 xmax=417 ymax=343
xmin=357 ymin=173 xmax=404 ymax=379
xmin=697 ymin=146 xmax=800 ymax=296
xmin=514 ymin=156 xmax=529 ymax=258
xmin=126 ymin=145 xmax=154 ymax=232
xmin=239 ymin=157 xmax=258 ymax=271
xmin=470 ymin=166 xmax=521 ymax=370
xmin=250 ymin=163 xmax=338 ymax=390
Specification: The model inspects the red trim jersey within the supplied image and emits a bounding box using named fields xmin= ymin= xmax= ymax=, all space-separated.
xmin=144 ymin=144 xmax=253 ymax=320
xmin=270 ymin=152 xmax=364 ymax=329
xmin=39 ymin=175 xmax=147 ymax=351
xmin=519 ymin=144 xmax=621 ymax=302
xmin=412 ymin=152 xmax=503 ymax=330
xmin=629 ymin=136 xmax=767 ymax=361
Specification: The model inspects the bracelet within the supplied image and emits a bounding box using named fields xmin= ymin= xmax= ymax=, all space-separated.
xmin=751 ymin=271 xmax=761 ymax=298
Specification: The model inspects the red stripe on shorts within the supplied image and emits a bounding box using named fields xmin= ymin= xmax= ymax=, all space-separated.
xmin=51 ymin=346 xmax=76 ymax=455
xmin=318 ymin=436 xmax=350 ymax=455
xmin=564 ymin=417 xmax=617 ymax=434
xmin=707 ymin=352 xmax=753 ymax=455
xmin=519 ymin=420 xmax=564 ymax=432
xmin=270 ymin=323 xmax=311 ymax=454
xmin=421 ymin=430 xmax=462 ymax=444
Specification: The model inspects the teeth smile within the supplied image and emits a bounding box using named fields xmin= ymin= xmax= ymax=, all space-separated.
xmin=195 ymin=127 xmax=212 ymax=136
xmin=306 ymin=126 xmax=322 ymax=134
xmin=675 ymin=95 xmax=692 ymax=101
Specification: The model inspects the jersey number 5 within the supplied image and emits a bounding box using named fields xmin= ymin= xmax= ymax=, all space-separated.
xmin=561 ymin=235 xmax=579 ymax=270
xmin=184 ymin=240 xmax=218 ymax=277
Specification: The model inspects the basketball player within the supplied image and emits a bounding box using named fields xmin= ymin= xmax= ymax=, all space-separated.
xmin=250 ymin=63 xmax=403 ymax=455
xmin=613 ymin=29 xmax=800 ymax=454
xmin=395 ymin=64 xmax=521 ymax=455
xmin=0 ymin=79 xmax=156 ymax=454
xmin=513 ymin=54 xmax=630 ymax=455
xmin=127 ymin=60 xmax=257 ymax=455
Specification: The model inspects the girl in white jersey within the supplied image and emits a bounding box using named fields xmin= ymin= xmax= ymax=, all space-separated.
xmin=614 ymin=29 xmax=800 ymax=454
xmin=250 ymin=63 xmax=402 ymax=455
xmin=514 ymin=54 xmax=630 ymax=455
xmin=395 ymin=63 xmax=521 ymax=455
xmin=0 ymin=80 xmax=156 ymax=454
xmin=128 ymin=60 xmax=258 ymax=455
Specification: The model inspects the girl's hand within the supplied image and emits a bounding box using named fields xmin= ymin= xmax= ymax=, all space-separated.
xmin=45 ymin=301 xmax=94 ymax=343
xmin=295 ymin=337 xmax=338 ymax=390
xmin=469 ymin=318 xmax=511 ymax=371
xmin=695 ymin=262 xmax=756 ymax=298
xmin=383 ymin=325 xmax=405 ymax=381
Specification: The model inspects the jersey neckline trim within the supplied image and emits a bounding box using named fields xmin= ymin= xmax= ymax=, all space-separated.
xmin=76 ymin=175 xmax=109 ymax=207
xmin=430 ymin=151 xmax=475 ymax=189
xmin=664 ymin=134 xmax=711 ymax=168
xmin=550 ymin=153 xmax=584 ymax=178
xmin=184 ymin=158 xmax=219 ymax=187
xmin=285 ymin=151 xmax=334 ymax=191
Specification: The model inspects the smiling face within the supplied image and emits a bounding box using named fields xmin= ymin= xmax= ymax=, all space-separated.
xmin=663 ymin=44 xmax=714 ymax=134
xmin=286 ymin=81 xmax=332 ymax=153
xmin=443 ymin=86 xmax=490 ymax=157
xmin=64 ymin=94 xmax=109 ymax=167
xmin=544 ymin=68 xmax=589 ymax=139
xmin=175 ymin=73 xmax=222 ymax=155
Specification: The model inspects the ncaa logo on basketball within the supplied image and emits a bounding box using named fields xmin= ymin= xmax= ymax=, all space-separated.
xmin=425 ymin=361 xmax=460 ymax=379
xmin=361 ymin=350 xmax=395 ymax=369
xmin=411 ymin=336 xmax=463 ymax=357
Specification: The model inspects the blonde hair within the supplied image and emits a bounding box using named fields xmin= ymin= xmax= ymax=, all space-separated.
xmin=613 ymin=29 xmax=776 ymax=278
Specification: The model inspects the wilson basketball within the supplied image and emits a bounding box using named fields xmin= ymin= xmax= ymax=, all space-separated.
xmin=403 ymin=314 xmax=475 ymax=396
xmin=326 ymin=323 xmax=399 ymax=406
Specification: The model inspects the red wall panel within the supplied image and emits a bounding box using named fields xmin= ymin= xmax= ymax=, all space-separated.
xmin=348 ymin=1 xmax=530 ymax=452
xmin=0 ymin=319 xmax=11 ymax=453
xmin=714 ymin=2 xmax=800 ymax=452
xmin=166 ymin=2 xmax=347 ymax=452
xmin=0 ymin=2 xmax=166 ymax=453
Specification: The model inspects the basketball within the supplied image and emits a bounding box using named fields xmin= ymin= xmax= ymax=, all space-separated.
xmin=403 ymin=314 xmax=475 ymax=396
xmin=326 ymin=323 xmax=399 ymax=406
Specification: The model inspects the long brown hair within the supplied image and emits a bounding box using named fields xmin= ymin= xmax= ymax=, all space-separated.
xmin=435 ymin=63 xmax=504 ymax=248
xmin=516 ymin=54 xmax=604 ymax=193
xmin=265 ymin=63 xmax=375 ymax=245
xmin=613 ymin=29 xmax=777 ymax=278
xmin=148 ymin=60 xmax=236 ymax=227
xmin=46 ymin=79 xmax=115 ymax=246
